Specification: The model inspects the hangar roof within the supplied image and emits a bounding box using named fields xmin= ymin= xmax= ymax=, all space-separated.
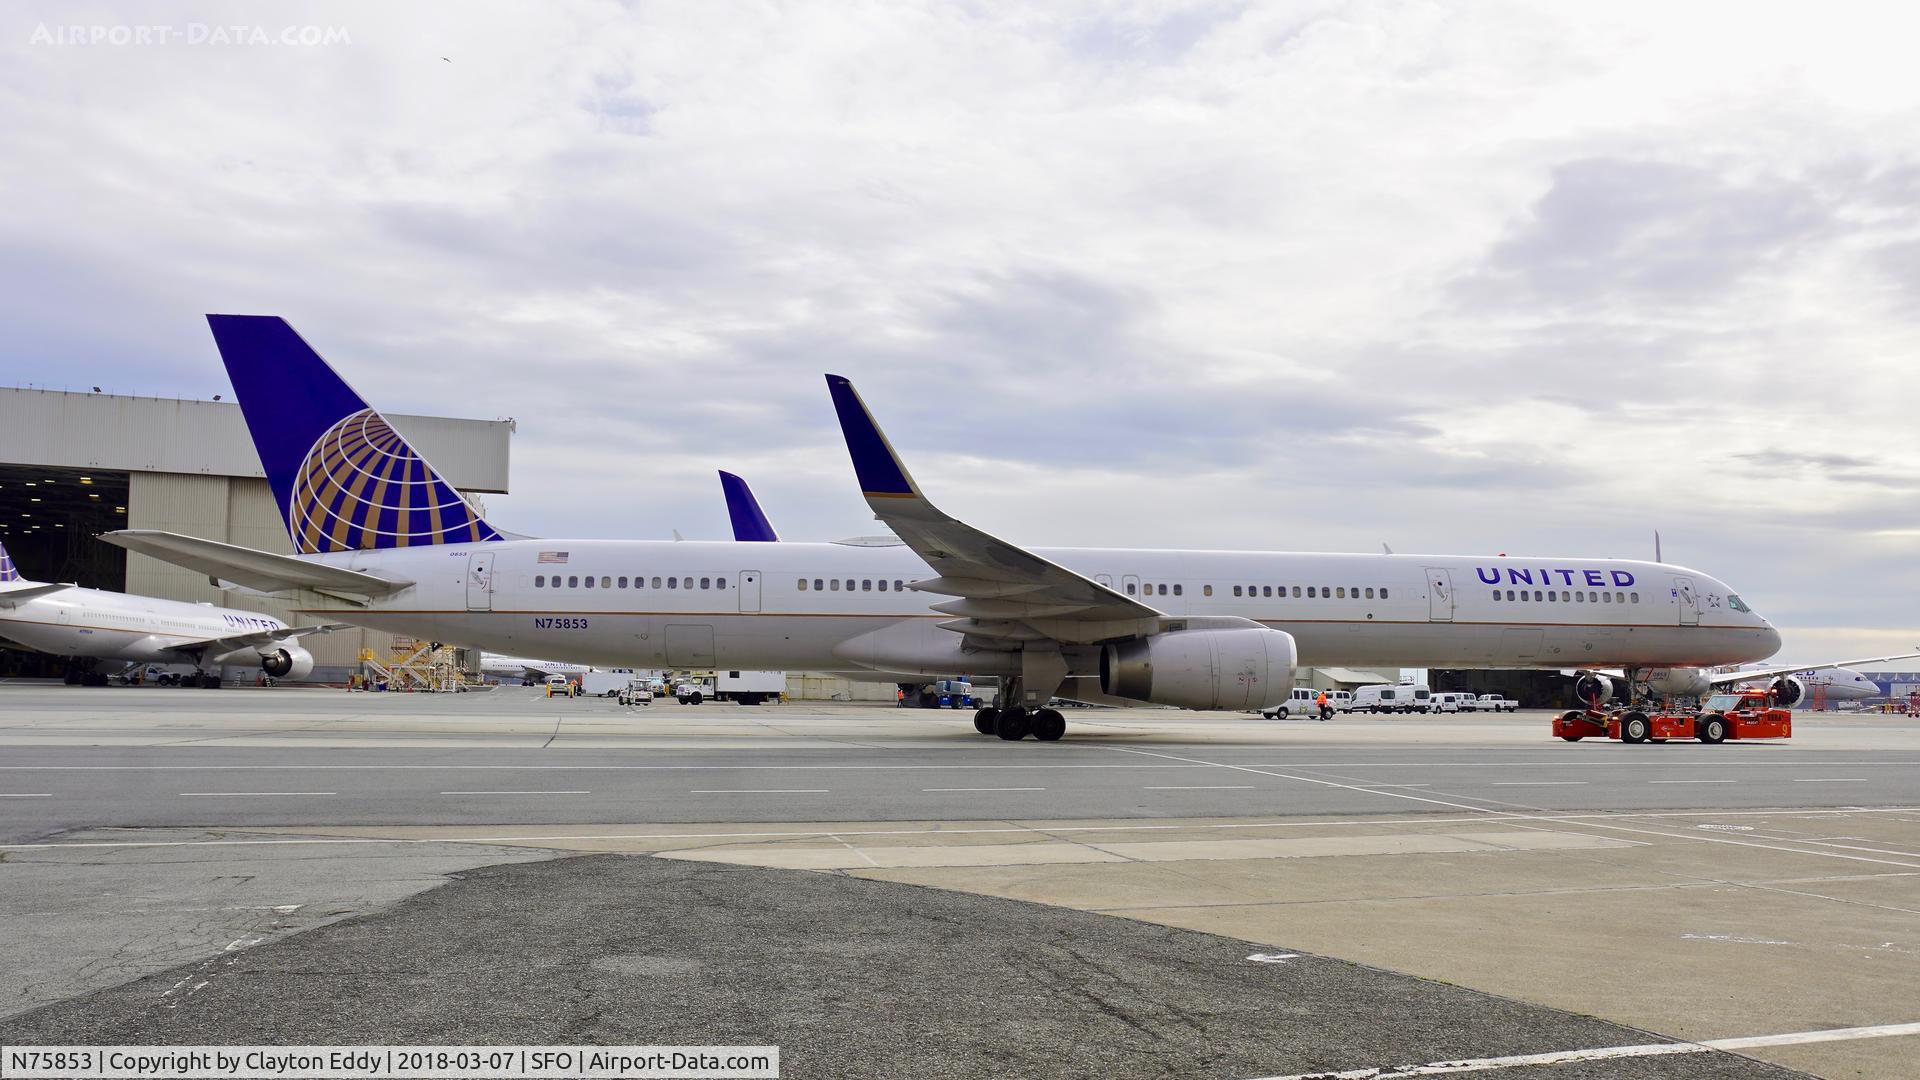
xmin=0 ymin=387 xmax=513 ymax=493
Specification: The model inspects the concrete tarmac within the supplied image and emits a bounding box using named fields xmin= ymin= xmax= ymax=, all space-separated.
xmin=3 ymin=685 xmax=1917 ymax=1077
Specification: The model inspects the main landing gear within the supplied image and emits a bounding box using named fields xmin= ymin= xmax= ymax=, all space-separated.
xmin=972 ymin=705 xmax=1067 ymax=741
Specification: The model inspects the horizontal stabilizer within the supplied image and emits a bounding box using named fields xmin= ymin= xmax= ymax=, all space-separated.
xmin=101 ymin=530 xmax=413 ymax=598
xmin=0 ymin=583 xmax=70 ymax=608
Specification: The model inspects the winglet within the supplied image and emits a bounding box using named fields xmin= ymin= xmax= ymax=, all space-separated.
xmin=719 ymin=471 xmax=780 ymax=542
xmin=826 ymin=375 xmax=918 ymax=499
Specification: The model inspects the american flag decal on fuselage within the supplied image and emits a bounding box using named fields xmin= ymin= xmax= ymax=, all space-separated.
xmin=538 ymin=551 xmax=570 ymax=564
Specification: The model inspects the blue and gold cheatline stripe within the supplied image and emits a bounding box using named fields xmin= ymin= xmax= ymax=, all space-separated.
xmin=288 ymin=409 xmax=502 ymax=554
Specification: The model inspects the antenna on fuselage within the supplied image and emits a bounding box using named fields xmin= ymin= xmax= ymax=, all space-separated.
xmin=1382 ymin=542 xmax=1393 ymax=555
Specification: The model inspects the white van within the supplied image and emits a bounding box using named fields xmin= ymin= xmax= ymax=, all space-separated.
xmin=1261 ymin=687 xmax=1332 ymax=720
xmin=1430 ymin=692 xmax=1470 ymax=713
xmin=1353 ymin=683 xmax=1432 ymax=714
xmin=1328 ymin=690 xmax=1355 ymax=713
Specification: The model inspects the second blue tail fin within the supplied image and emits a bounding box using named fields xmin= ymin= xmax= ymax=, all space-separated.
xmin=207 ymin=315 xmax=502 ymax=555
xmin=0 ymin=539 xmax=20 ymax=582
xmin=719 ymin=471 xmax=780 ymax=542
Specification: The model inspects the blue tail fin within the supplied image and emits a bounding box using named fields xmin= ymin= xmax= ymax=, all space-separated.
xmin=0 ymin=539 xmax=20 ymax=582
xmin=719 ymin=471 xmax=780 ymax=542
xmin=206 ymin=315 xmax=502 ymax=554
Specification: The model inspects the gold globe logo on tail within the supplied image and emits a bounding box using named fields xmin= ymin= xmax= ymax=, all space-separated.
xmin=288 ymin=409 xmax=498 ymax=554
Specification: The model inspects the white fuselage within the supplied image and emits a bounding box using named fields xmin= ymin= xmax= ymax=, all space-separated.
xmin=292 ymin=540 xmax=1780 ymax=677
xmin=0 ymin=583 xmax=288 ymax=667
xmin=478 ymin=653 xmax=590 ymax=679
xmin=1734 ymin=665 xmax=1881 ymax=701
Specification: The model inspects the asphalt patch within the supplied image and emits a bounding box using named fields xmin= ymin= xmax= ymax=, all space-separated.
xmin=1 ymin=855 xmax=1807 ymax=1079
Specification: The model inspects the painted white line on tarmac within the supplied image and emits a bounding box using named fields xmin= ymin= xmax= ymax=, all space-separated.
xmin=177 ymin=792 xmax=336 ymax=797
xmin=1489 ymin=781 xmax=1587 ymax=786
xmin=1239 ymin=1020 xmax=1920 ymax=1080
xmin=1650 ymin=779 xmax=1737 ymax=784
xmin=6 ymin=806 xmax=1918 ymax=852
xmin=1144 ymin=785 xmax=1257 ymax=790
xmin=690 ymin=789 xmax=828 ymax=794
xmin=922 ymin=787 xmax=1045 ymax=792
xmin=439 ymin=790 xmax=589 ymax=795
xmin=0 ymin=793 xmax=51 ymax=797
xmin=1794 ymin=778 xmax=1868 ymax=782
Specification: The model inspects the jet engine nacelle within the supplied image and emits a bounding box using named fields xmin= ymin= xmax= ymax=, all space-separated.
xmin=259 ymin=645 xmax=314 ymax=680
xmin=1100 ymin=628 xmax=1296 ymax=711
xmin=1645 ymin=667 xmax=1713 ymax=698
xmin=1769 ymin=675 xmax=1805 ymax=707
xmin=1574 ymin=673 xmax=1614 ymax=707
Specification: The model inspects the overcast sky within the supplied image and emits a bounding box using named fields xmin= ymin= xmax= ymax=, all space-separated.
xmin=4 ymin=1 xmax=1919 ymax=661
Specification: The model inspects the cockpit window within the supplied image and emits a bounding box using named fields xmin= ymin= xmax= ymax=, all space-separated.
xmin=1727 ymin=595 xmax=1750 ymax=613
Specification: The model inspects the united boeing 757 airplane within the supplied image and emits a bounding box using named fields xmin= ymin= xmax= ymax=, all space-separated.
xmin=108 ymin=315 xmax=1797 ymax=739
xmin=0 ymin=539 xmax=338 ymax=686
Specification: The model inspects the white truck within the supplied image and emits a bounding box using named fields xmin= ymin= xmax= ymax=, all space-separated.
xmin=1473 ymin=693 xmax=1520 ymax=713
xmin=711 ymin=670 xmax=785 ymax=705
xmin=581 ymin=670 xmax=638 ymax=697
xmin=1261 ymin=687 xmax=1333 ymax=720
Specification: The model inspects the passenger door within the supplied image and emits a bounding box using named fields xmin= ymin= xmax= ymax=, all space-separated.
xmin=738 ymin=570 xmax=762 ymax=613
xmin=1425 ymin=567 xmax=1454 ymax=622
xmin=1672 ymin=575 xmax=1700 ymax=626
xmin=1121 ymin=574 xmax=1141 ymax=599
xmin=464 ymin=552 xmax=494 ymax=611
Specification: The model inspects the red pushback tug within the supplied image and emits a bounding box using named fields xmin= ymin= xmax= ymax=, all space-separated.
xmin=1554 ymin=688 xmax=1792 ymax=745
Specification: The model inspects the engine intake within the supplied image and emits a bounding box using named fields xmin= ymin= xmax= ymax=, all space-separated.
xmin=1770 ymin=675 xmax=1805 ymax=707
xmin=1574 ymin=673 xmax=1613 ymax=707
xmin=260 ymin=645 xmax=314 ymax=681
xmin=1100 ymin=628 xmax=1296 ymax=711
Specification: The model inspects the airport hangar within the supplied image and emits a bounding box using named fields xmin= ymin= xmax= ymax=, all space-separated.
xmin=0 ymin=386 xmax=513 ymax=683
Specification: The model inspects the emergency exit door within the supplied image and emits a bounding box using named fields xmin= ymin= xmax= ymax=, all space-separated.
xmin=1672 ymin=575 xmax=1700 ymax=626
xmin=1425 ymin=568 xmax=1454 ymax=622
xmin=738 ymin=570 xmax=762 ymax=613
xmin=465 ymin=552 xmax=494 ymax=611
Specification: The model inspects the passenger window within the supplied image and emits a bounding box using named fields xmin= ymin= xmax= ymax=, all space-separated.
xmin=1548 ymin=590 xmax=1556 ymax=601
xmin=798 ymin=579 xmax=808 ymax=591
xmin=894 ymin=580 xmax=905 ymax=591
xmin=1202 ymin=585 xmax=1212 ymax=597
xmin=846 ymin=579 xmax=856 ymax=592
xmin=716 ymin=579 xmax=726 ymax=590
xmin=1158 ymin=584 xmax=1168 ymax=596
xmin=1534 ymin=590 xmax=1543 ymax=601
xmin=1588 ymin=590 xmax=1597 ymax=602
xmin=1173 ymin=584 xmax=1183 ymax=596
xmin=1491 ymin=590 xmax=1500 ymax=601
xmin=1260 ymin=586 xmax=1270 ymax=597
xmin=830 ymin=579 xmax=840 ymax=591
xmin=1380 ymin=587 xmax=1388 ymax=599
xmin=878 ymin=579 xmax=888 ymax=592
xmin=1233 ymin=586 xmax=1243 ymax=597
xmin=1602 ymin=591 xmax=1611 ymax=603
xmin=1506 ymin=589 xmax=1514 ymax=600
xmin=862 ymin=579 xmax=872 ymax=591
xmin=1574 ymin=591 xmax=1583 ymax=602
xmin=700 ymin=577 xmax=710 ymax=589
xmin=568 ymin=575 xmax=579 ymax=588
xmin=1349 ymin=585 xmax=1357 ymax=597
xmin=1615 ymin=591 xmax=1625 ymax=603
xmin=667 ymin=577 xmax=676 ymax=589
xmin=1630 ymin=592 xmax=1639 ymax=603
xmin=585 ymin=576 xmax=596 ymax=589
xmin=650 ymin=577 xmax=661 ymax=589
xmin=1333 ymin=587 xmax=1343 ymax=598
xmin=602 ymin=576 xmax=611 ymax=589
xmin=1292 ymin=586 xmax=1302 ymax=597
xmin=535 ymin=575 xmax=545 ymax=588
xmin=1306 ymin=587 xmax=1316 ymax=598
xmin=1366 ymin=587 xmax=1374 ymax=599
xmin=618 ymin=576 xmax=628 ymax=589
xmin=1126 ymin=583 xmax=1136 ymax=595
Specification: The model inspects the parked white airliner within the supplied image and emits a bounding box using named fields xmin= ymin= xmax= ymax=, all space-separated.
xmin=479 ymin=653 xmax=589 ymax=684
xmin=107 ymin=315 xmax=1797 ymax=739
xmin=0 ymin=539 xmax=338 ymax=686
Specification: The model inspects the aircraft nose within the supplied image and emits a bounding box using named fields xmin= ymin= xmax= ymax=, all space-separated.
xmin=1759 ymin=624 xmax=1782 ymax=655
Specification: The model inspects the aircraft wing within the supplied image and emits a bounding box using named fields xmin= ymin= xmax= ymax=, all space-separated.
xmin=826 ymin=375 xmax=1168 ymax=644
xmin=163 ymin=622 xmax=351 ymax=657
xmin=101 ymin=531 xmax=413 ymax=600
xmin=1712 ymin=651 xmax=1920 ymax=687
xmin=0 ymin=583 xmax=71 ymax=608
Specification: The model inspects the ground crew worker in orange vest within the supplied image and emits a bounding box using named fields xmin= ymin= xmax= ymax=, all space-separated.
xmin=1316 ymin=690 xmax=1330 ymax=720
